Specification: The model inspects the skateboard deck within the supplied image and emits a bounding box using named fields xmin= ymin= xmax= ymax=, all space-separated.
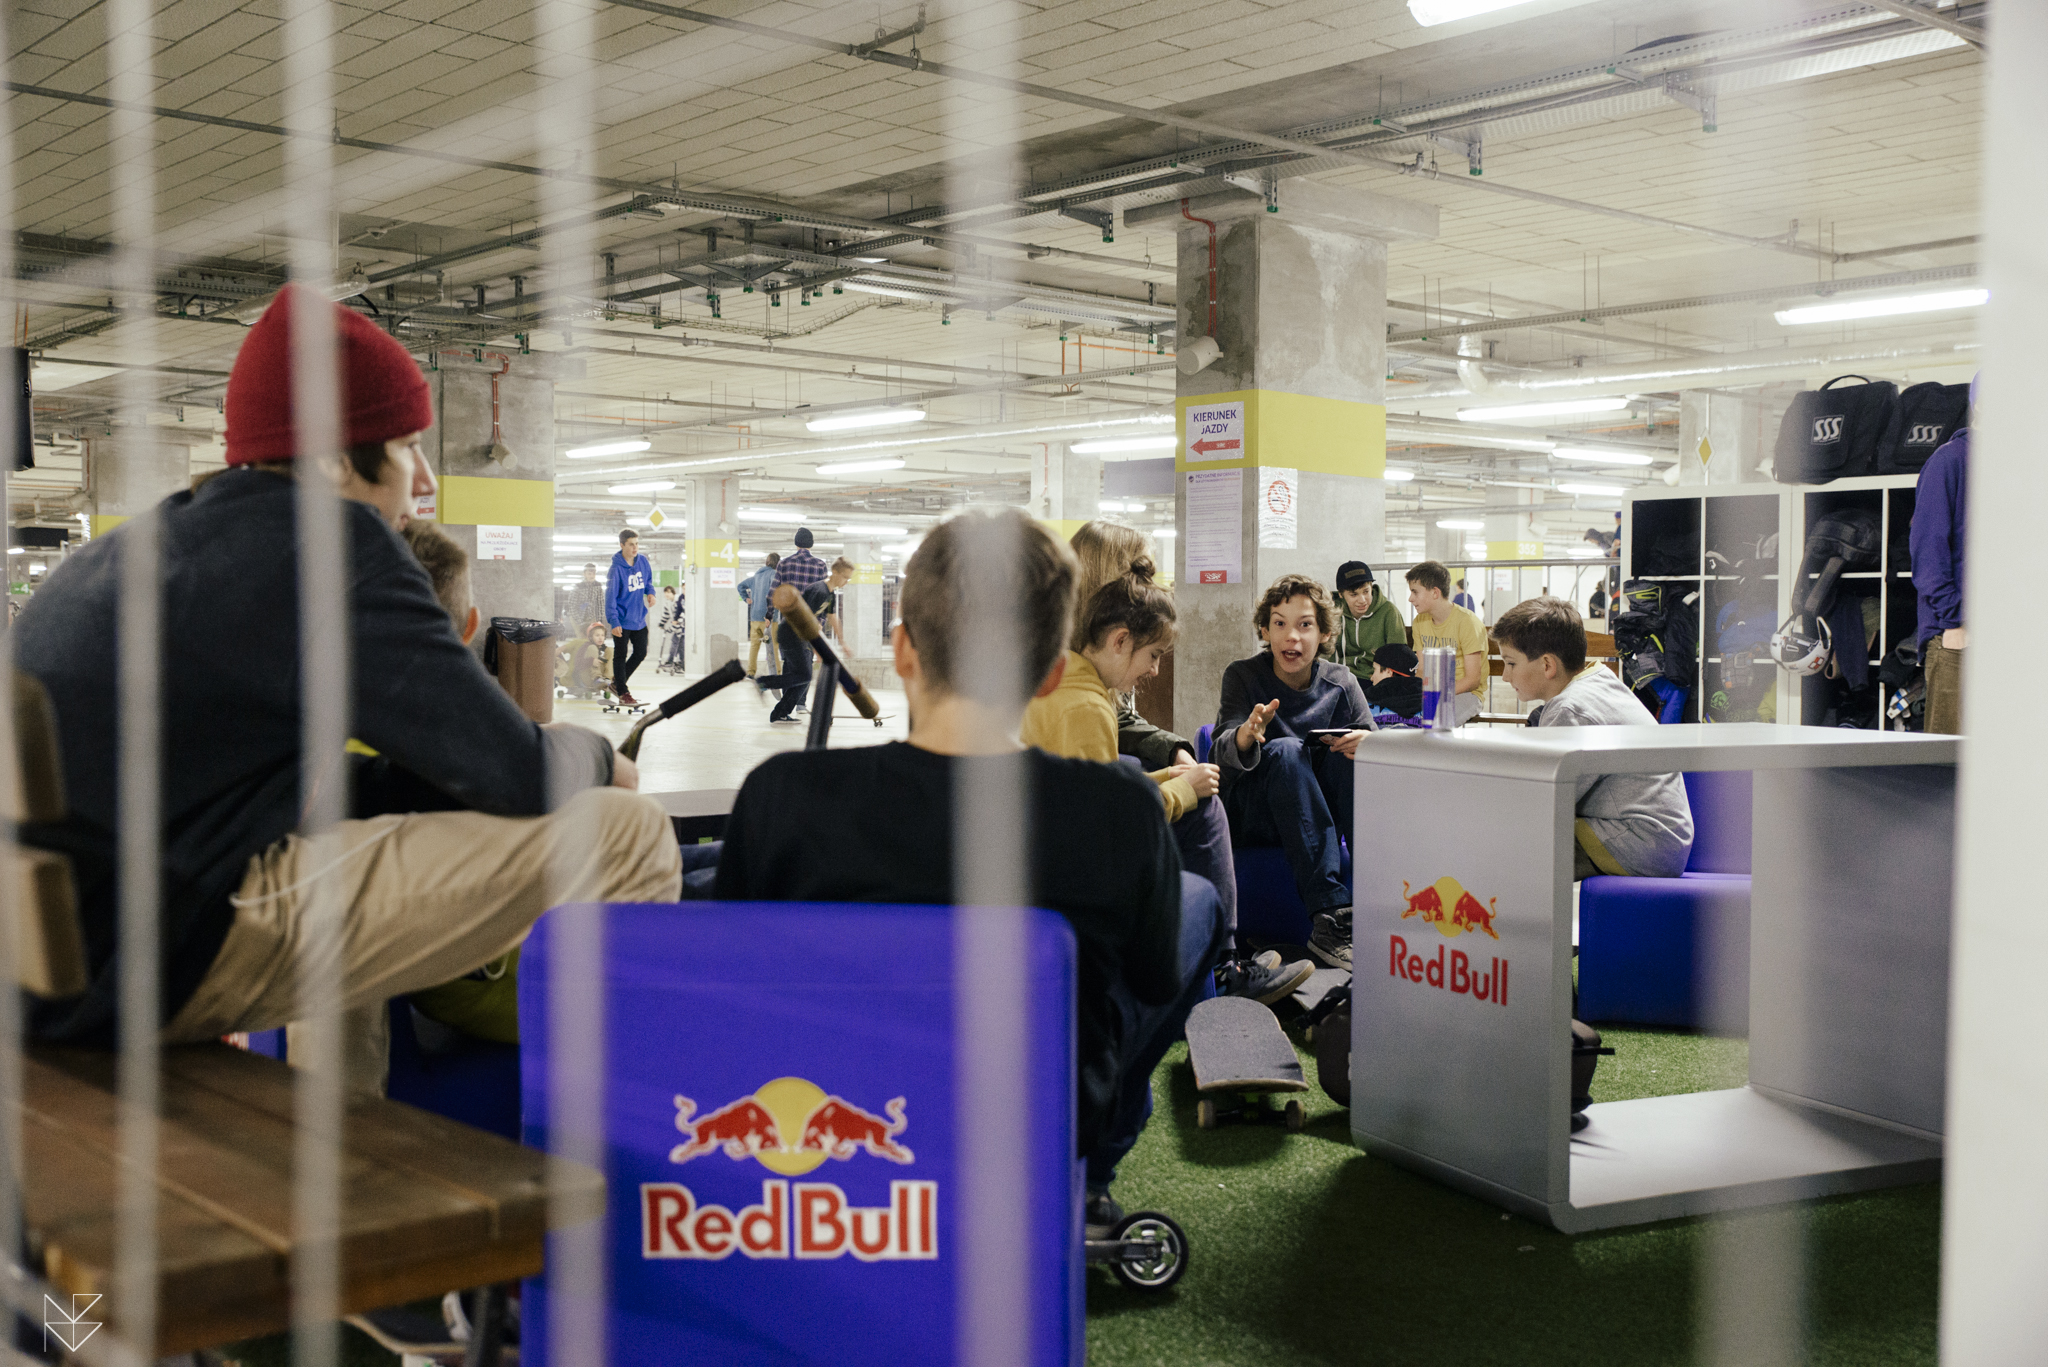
xmin=1187 ymin=997 xmax=1307 ymax=1094
xmin=1290 ymin=967 xmax=1351 ymax=1017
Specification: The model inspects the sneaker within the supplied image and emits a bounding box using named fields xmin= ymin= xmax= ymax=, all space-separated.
xmin=618 ymin=691 xmax=639 ymax=708
xmin=1308 ymin=908 xmax=1353 ymax=970
xmin=1215 ymin=952 xmax=1315 ymax=1005
xmin=1084 ymin=1190 xmax=1125 ymax=1240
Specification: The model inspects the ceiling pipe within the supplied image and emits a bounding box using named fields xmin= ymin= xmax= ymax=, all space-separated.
xmin=1402 ymin=341 xmax=1981 ymax=407
xmin=1858 ymin=0 xmax=1984 ymax=50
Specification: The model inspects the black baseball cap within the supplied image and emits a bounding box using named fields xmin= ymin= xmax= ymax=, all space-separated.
xmin=1335 ymin=561 xmax=1375 ymax=592
xmin=1374 ymin=643 xmax=1418 ymax=673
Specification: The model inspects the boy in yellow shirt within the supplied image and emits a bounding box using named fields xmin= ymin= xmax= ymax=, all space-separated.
xmin=1024 ymin=559 xmax=1313 ymax=1004
xmin=1406 ymin=559 xmax=1488 ymax=726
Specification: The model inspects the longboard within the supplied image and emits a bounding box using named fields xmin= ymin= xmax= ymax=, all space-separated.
xmin=1185 ymin=995 xmax=1309 ymax=1131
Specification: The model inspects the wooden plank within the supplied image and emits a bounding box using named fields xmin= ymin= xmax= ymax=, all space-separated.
xmin=21 ymin=1044 xmax=601 ymax=1356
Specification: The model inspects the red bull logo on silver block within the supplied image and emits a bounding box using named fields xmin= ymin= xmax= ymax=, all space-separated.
xmin=642 ymin=1179 xmax=938 ymax=1261
xmin=1400 ymin=876 xmax=1499 ymax=941
xmin=1389 ymin=934 xmax=1507 ymax=1007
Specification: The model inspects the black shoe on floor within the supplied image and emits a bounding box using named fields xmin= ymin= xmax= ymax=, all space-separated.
xmin=1084 ymin=1190 xmax=1125 ymax=1241
xmin=1215 ymin=951 xmax=1315 ymax=1005
xmin=1308 ymin=908 xmax=1353 ymax=971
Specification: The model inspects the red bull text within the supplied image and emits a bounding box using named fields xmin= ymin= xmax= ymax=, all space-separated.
xmin=642 ymin=1180 xmax=938 ymax=1261
xmin=1388 ymin=935 xmax=1508 ymax=1006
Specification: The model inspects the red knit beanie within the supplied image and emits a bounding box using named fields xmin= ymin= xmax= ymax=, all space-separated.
xmin=223 ymin=285 xmax=434 ymax=465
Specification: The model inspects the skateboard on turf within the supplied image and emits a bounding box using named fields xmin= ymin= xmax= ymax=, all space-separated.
xmin=1185 ymin=995 xmax=1310 ymax=1131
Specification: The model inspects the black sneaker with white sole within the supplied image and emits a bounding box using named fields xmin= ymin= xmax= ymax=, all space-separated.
xmin=1308 ymin=908 xmax=1353 ymax=971
xmin=1084 ymin=1190 xmax=1125 ymax=1241
xmin=1215 ymin=951 xmax=1315 ymax=1005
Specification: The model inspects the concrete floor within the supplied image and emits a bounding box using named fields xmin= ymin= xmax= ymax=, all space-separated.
xmin=560 ymin=668 xmax=909 ymax=795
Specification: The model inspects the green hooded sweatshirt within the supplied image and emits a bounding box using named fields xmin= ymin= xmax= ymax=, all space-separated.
xmin=1334 ymin=586 xmax=1406 ymax=684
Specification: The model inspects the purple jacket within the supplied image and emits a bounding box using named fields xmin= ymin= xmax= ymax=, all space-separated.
xmin=1910 ymin=428 xmax=1968 ymax=644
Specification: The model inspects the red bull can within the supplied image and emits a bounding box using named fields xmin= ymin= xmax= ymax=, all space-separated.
xmin=1422 ymin=646 xmax=1457 ymax=732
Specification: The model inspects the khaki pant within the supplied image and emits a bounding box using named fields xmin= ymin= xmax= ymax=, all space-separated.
xmin=1925 ymin=639 xmax=1963 ymax=735
xmin=746 ymin=619 xmax=780 ymax=675
xmin=166 ymin=787 xmax=681 ymax=1089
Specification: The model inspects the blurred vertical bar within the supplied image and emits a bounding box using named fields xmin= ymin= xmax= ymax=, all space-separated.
xmin=946 ymin=6 xmax=1037 ymax=1359
xmin=106 ymin=0 xmax=163 ymax=1358
xmin=1942 ymin=4 xmax=2048 ymax=1362
xmin=280 ymin=0 xmax=347 ymax=1364
xmin=532 ymin=2 xmax=608 ymax=1362
xmin=0 ymin=1 xmax=20 ymax=1343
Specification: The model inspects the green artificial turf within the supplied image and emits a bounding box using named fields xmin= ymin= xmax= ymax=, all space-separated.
xmin=1085 ymin=1026 xmax=1941 ymax=1367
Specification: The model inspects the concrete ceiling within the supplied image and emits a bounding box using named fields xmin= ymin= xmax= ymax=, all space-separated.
xmin=4 ymin=0 xmax=1984 ymax=563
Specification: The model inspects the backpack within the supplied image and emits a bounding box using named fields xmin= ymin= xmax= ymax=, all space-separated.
xmin=1875 ymin=382 xmax=1970 ymax=475
xmin=1773 ymin=375 xmax=1899 ymax=484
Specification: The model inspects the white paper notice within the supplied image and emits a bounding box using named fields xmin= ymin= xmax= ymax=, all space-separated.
xmin=709 ymin=566 xmax=736 ymax=589
xmin=1257 ymin=467 xmax=1298 ymax=550
xmin=1183 ymin=399 xmax=1245 ymax=462
xmin=478 ymin=524 xmax=521 ymax=560
xmin=1185 ymin=468 xmax=1243 ymax=584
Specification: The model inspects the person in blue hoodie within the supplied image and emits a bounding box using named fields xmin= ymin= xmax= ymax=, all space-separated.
xmin=606 ymin=528 xmax=656 ymax=705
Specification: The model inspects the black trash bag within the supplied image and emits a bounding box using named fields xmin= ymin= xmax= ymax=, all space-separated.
xmin=482 ymin=616 xmax=561 ymax=675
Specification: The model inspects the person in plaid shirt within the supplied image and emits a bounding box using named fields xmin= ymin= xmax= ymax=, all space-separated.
xmin=774 ymin=526 xmax=827 ymax=593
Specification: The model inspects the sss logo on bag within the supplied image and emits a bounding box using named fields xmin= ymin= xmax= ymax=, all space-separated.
xmin=1812 ymin=415 xmax=1845 ymax=444
xmin=642 ymin=1076 xmax=936 ymax=1263
xmin=1905 ymin=424 xmax=1945 ymax=446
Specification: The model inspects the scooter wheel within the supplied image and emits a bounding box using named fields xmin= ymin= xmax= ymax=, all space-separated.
xmin=1110 ymin=1212 xmax=1188 ymax=1292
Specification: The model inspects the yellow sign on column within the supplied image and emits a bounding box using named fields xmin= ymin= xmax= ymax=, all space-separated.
xmin=686 ymin=538 xmax=738 ymax=569
xmin=1175 ymin=389 xmax=1387 ymax=478
xmin=854 ymin=562 xmax=885 ymax=585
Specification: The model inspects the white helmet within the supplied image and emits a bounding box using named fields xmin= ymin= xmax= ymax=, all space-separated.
xmin=1769 ymin=616 xmax=1832 ymax=675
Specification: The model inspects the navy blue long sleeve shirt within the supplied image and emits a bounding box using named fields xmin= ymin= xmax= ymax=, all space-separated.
xmin=15 ymin=470 xmax=613 ymax=1044
xmin=1213 ymin=653 xmax=1372 ymax=789
xmin=1910 ymin=428 xmax=1968 ymax=643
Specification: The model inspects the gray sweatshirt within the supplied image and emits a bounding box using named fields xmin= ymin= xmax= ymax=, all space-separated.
xmin=1534 ymin=665 xmax=1694 ymax=877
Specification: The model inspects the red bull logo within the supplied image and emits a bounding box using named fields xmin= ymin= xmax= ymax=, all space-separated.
xmin=1400 ymin=876 xmax=1499 ymax=941
xmin=641 ymin=1179 xmax=938 ymax=1261
xmin=670 ymin=1076 xmax=913 ymax=1172
xmin=647 ymin=1076 xmax=936 ymax=1263
xmin=1388 ymin=935 xmax=1507 ymax=1007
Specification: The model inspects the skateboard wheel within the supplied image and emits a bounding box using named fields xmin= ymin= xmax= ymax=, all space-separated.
xmin=1196 ymin=1099 xmax=1217 ymax=1130
xmin=1285 ymin=1099 xmax=1306 ymax=1132
xmin=1110 ymin=1212 xmax=1188 ymax=1292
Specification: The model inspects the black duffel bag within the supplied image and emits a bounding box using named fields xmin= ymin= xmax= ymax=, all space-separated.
xmin=1773 ymin=375 xmax=1898 ymax=484
xmin=1875 ymin=380 xmax=1970 ymax=475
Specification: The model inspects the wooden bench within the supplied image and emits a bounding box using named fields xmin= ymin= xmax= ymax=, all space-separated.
xmin=1476 ymin=629 xmax=1621 ymax=725
xmin=6 ymin=672 xmax=602 ymax=1361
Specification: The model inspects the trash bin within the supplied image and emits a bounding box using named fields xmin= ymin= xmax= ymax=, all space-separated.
xmin=485 ymin=617 xmax=560 ymax=724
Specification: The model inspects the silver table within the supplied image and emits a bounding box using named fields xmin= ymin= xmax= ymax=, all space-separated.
xmin=1347 ymin=723 xmax=1957 ymax=1232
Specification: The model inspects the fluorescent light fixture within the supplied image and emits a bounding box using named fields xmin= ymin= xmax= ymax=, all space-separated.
xmin=1384 ymin=469 xmax=1416 ymax=482
xmin=881 ymin=541 xmax=920 ymax=556
xmin=1550 ymin=446 xmax=1655 ymax=466
xmin=1071 ymin=435 xmax=1176 ymax=455
xmin=1435 ymin=518 xmax=1485 ymax=530
xmin=1458 ymin=397 xmax=1632 ymax=422
xmin=4 ymin=547 xmax=21 ymax=555
xmin=836 ymin=524 xmax=908 ymax=537
xmin=816 ymin=457 xmax=907 ymax=475
xmin=804 ymin=407 xmax=925 ymax=433
xmin=854 ymin=256 xmax=888 ymax=264
xmin=1153 ymin=528 xmax=1179 ymax=539
xmin=1566 ymin=545 xmax=1603 ymax=558
xmin=565 ymin=439 xmax=651 ymax=459
xmin=1408 ymin=0 xmax=1594 ymax=26
xmin=1775 ymin=288 xmax=1987 ymax=326
xmin=738 ymin=508 xmax=810 ymax=524
xmin=1100 ymin=500 xmax=1144 ymax=513
xmin=608 ymin=479 xmax=676 ymax=494
xmin=1558 ymin=482 xmax=1625 ymax=496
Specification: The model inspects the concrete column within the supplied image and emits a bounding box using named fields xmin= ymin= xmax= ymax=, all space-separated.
xmin=1677 ymin=390 xmax=1772 ymax=485
xmin=1423 ymin=522 xmax=1464 ymax=568
xmin=684 ymin=474 xmax=741 ymax=675
xmin=839 ymin=537 xmax=890 ymax=666
xmin=87 ymin=430 xmax=192 ymax=528
xmin=1127 ymin=181 xmax=1438 ymax=731
xmin=1030 ymin=441 xmax=1103 ymax=542
xmin=429 ymin=351 xmax=580 ymax=660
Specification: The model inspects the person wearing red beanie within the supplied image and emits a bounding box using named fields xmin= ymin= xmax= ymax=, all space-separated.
xmin=13 ymin=288 xmax=682 ymax=1085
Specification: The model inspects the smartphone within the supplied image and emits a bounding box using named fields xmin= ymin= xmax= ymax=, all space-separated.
xmin=1309 ymin=727 xmax=1354 ymax=736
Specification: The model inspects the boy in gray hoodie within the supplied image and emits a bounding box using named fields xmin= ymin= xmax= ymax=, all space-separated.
xmin=1493 ymin=596 xmax=1693 ymax=879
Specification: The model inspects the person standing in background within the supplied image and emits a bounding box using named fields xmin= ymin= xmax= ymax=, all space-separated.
xmin=566 ymin=561 xmax=603 ymax=631
xmin=776 ymin=526 xmax=827 ymax=595
xmin=1911 ymin=373 xmax=1973 ymax=735
xmin=738 ymin=551 xmax=781 ymax=676
xmin=1453 ymin=578 xmax=1479 ymax=613
xmin=605 ymin=528 xmax=656 ymax=706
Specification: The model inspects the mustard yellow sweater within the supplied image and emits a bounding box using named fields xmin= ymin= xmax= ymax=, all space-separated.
xmin=1022 ymin=651 xmax=1198 ymax=822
